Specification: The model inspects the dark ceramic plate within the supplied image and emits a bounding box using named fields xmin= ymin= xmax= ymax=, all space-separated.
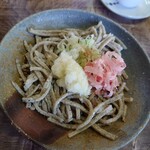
xmin=0 ymin=9 xmax=149 ymax=150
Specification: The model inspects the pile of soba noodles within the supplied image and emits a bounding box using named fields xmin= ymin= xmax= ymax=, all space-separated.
xmin=12 ymin=22 xmax=133 ymax=140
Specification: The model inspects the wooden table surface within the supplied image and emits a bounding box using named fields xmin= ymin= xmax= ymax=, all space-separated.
xmin=0 ymin=0 xmax=149 ymax=150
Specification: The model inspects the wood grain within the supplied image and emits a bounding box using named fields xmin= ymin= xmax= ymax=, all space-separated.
xmin=0 ymin=0 xmax=149 ymax=150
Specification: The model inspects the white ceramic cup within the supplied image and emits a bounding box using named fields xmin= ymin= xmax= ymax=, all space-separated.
xmin=119 ymin=0 xmax=142 ymax=8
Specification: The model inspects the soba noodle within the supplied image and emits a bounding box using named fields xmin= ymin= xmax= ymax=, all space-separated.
xmin=12 ymin=22 xmax=133 ymax=140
